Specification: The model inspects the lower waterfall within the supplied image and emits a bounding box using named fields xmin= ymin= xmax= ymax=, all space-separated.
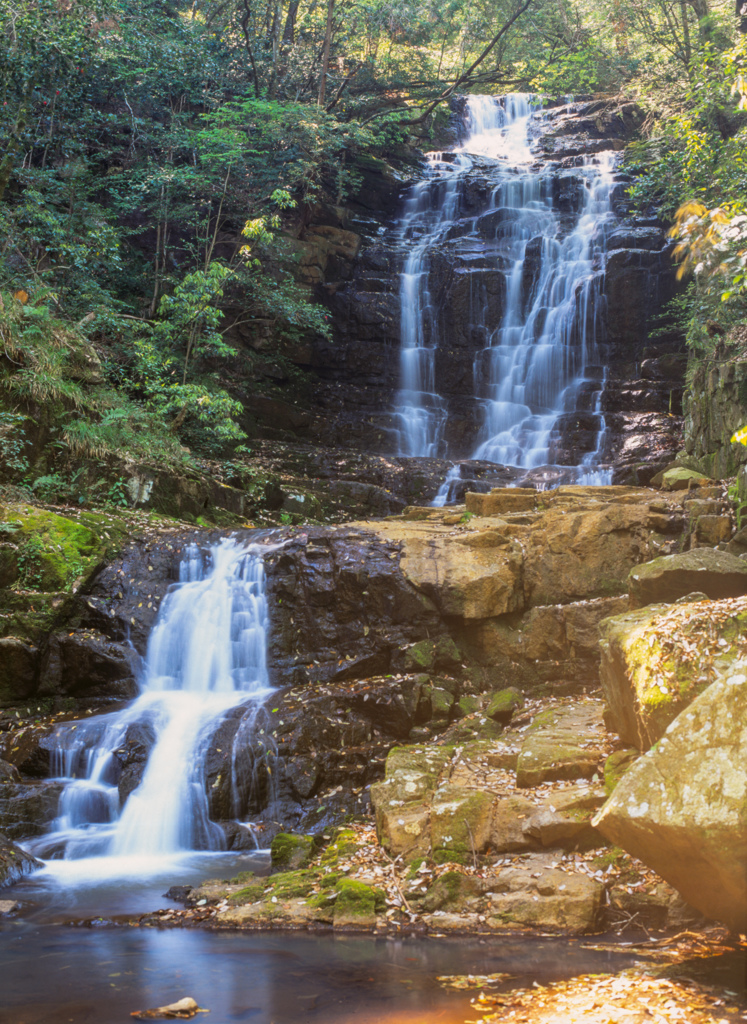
xmin=28 ymin=538 xmax=274 ymax=883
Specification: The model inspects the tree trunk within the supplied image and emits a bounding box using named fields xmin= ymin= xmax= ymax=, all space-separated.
xmin=283 ymin=0 xmax=300 ymax=42
xmin=318 ymin=0 xmax=334 ymax=106
xmin=737 ymin=0 xmax=747 ymax=31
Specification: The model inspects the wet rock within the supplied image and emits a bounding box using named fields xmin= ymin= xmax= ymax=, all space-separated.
xmin=113 ymin=720 xmax=157 ymax=804
xmin=0 ymin=758 xmax=20 ymax=784
xmin=0 ymin=780 xmax=65 ymax=839
xmin=0 ymin=638 xmax=38 ymax=705
xmin=593 ymin=669 xmax=747 ymax=932
xmin=628 ymin=549 xmax=747 ymax=608
xmin=40 ymin=629 xmax=139 ymax=700
xmin=0 ymin=831 xmax=41 ymax=887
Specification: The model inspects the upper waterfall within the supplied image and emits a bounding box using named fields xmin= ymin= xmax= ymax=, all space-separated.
xmin=393 ymin=94 xmax=616 ymax=491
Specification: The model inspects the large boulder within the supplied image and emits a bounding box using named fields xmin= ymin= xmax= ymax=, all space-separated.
xmin=600 ymin=597 xmax=747 ymax=748
xmin=593 ymin=668 xmax=747 ymax=933
xmin=628 ymin=549 xmax=747 ymax=608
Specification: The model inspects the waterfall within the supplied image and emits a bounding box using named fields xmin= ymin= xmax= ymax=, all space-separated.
xmin=394 ymin=94 xmax=616 ymax=493
xmin=28 ymin=538 xmax=274 ymax=878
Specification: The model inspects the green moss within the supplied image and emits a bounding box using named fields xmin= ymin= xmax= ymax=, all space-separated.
xmin=334 ymin=878 xmax=386 ymax=917
xmin=485 ymin=687 xmax=524 ymax=723
xmin=229 ymin=882 xmax=266 ymax=903
xmin=405 ymin=857 xmax=426 ymax=879
xmin=404 ymin=640 xmax=436 ymax=672
xmin=432 ymin=849 xmax=468 ymax=865
xmin=431 ymin=686 xmax=455 ymax=717
xmin=421 ymin=869 xmax=480 ymax=910
xmin=320 ymin=832 xmax=358 ymax=865
xmin=270 ymin=832 xmax=314 ymax=871
xmin=456 ymin=694 xmax=481 ymax=718
xmin=266 ymin=868 xmax=319 ymax=900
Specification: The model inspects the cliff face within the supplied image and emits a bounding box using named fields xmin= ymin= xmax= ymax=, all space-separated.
xmin=240 ymin=97 xmax=684 ymax=491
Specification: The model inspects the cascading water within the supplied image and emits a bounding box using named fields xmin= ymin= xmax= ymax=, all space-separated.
xmin=393 ymin=94 xmax=617 ymax=497
xmin=28 ymin=538 xmax=275 ymax=883
xmin=393 ymin=152 xmax=470 ymax=457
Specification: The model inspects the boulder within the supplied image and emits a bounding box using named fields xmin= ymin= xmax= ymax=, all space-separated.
xmin=485 ymin=687 xmax=524 ymax=724
xmin=600 ymin=596 xmax=747 ymax=749
xmin=658 ymin=467 xmax=711 ymax=491
xmin=592 ymin=669 xmax=747 ymax=932
xmin=628 ymin=549 xmax=747 ymax=608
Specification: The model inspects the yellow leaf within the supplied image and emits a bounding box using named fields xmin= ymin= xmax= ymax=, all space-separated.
xmin=731 ymin=424 xmax=747 ymax=445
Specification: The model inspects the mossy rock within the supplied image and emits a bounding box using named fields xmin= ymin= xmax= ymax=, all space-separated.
xmin=270 ymin=832 xmax=314 ymax=871
xmin=485 ymin=687 xmax=524 ymax=724
xmin=404 ymin=640 xmax=436 ymax=672
xmin=430 ymin=686 xmax=455 ymax=718
xmin=320 ymin=828 xmax=358 ymax=865
xmin=332 ymin=878 xmax=386 ymax=927
xmin=228 ymin=880 xmax=266 ymax=904
xmin=421 ymin=870 xmax=479 ymax=912
xmin=430 ymin=786 xmax=494 ymax=863
xmin=455 ymin=694 xmax=482 ymax=719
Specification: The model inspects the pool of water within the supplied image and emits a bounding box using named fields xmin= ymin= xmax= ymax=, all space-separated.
xmin=0 ymin=923 xmax=654 ymax=1024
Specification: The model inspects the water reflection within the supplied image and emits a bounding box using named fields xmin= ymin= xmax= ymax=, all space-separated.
xmin=0 ymin=924 xmax=651 ymax=1024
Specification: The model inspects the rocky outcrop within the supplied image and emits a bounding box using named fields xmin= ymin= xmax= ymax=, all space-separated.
xmin=628 ymin=549 xmax=747 ymax=608
xmin=600 ymin=596 xmax=747 ymax=749
xmin=365 ymin=485 xmax=693 ymax=690
xmin=370 ymin=696 xmax=611 ymax=866
xmin=593 ymin=668 xmax=747 ymax=932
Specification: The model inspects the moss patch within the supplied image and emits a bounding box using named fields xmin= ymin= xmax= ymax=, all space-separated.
xmin=270 ymin=832 xmax=314 ymax=872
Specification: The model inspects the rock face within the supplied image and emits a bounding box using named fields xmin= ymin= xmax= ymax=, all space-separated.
xmin=600 ymin=596 xmax=747 ymax=749
xmin=683 ymin=354 xmax=747 ymax=480
xmin=366 ymin=486 xmax=693 ymax=690
xmin=593 ymin=669 xmax=747 ymax=933
xmin=628 ymin=549 xmax=747 ymax=608
xmin=240 ymin=98 xmax=682 ymax=488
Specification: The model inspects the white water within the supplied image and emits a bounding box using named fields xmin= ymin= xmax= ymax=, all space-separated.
xmin=28 ymin=538 xmax=275 ymax=885
xmin=394 ymin=94 xmax=616 ymax=492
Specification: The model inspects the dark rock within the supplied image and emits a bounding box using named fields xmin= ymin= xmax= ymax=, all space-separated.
xmin=0 ymin=780 xmax=64 ymax=839
xmin=113 ymin=720 xmax=157 ymax=804
xmin=0 ymin=639 xmax=38 ymax=706
xmin=39 ymin=630 xmax=139 ymax=700
xmin=164 ymin=884 xmax=193 ymax=903
xmin=0 ymin=831 xmax=41 ymax=887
